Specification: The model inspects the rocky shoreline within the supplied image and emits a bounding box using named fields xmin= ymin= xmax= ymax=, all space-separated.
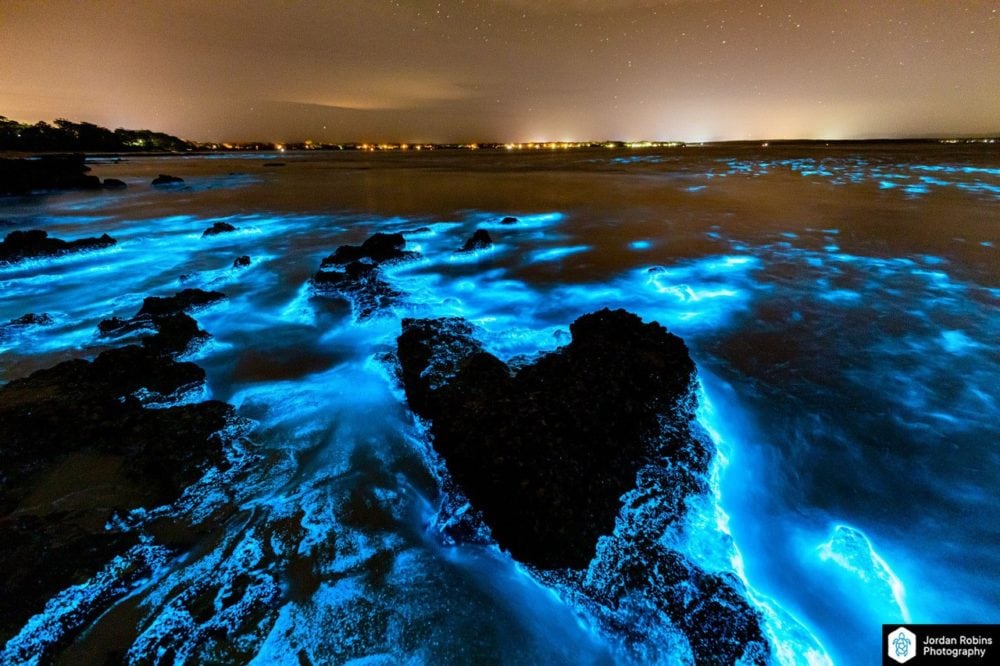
xmin=2 ymin=220 xmax=772 ymax=662
xmin=0 ymin=229 xmax=117 ymax=265
xmin=0 ymin=288 xmax=238 ymax=656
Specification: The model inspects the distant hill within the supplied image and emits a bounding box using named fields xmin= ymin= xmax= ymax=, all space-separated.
xmin=0 ymin=115 xmax=193 ymax=152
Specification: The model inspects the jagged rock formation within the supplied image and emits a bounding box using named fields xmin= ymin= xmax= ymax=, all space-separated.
xmin=202 ymin=221 xmax=237 ymax=237
xmin=0 ymin=301 xmax=234 ymax=646
xmin=456 ymin=229 xmax=493 ymax=253
xmin=320 ymin=233 xmax=418 ymax=267
xmin=0 ymin=229 xmax=116 ymax=265
xmin=313 ymin=232 xmax=420 ymax=319
xmin=395 ymin=308 xmax=769 ymax=663
xmin=98 ymin=288 xmax=225 ymax=354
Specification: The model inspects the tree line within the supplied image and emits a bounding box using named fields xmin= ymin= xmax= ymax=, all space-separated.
xmin=0 ymin=116 xmax=193 ymax=152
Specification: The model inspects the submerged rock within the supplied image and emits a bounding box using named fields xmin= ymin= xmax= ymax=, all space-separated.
xmin=313 ymin=232 xmax=420 ymax=318
xmin=233 ymin=254 xmax=251 ymax=268
xmin=500 ymin=216 xmax=519 ymax=225
xmin=151 ymin=174 xmax=184 ymax=187
xmin=102 ymin=178 xmax=128 ymax=190
xmin=400 ymin=226 xmax=432 ymax=235
xmin=456 ymin=229 xmax=493 ymax=253
xmin=0 ymin=154 xmax=101 ymax=196
xmin=395 ymin=308 xmax=768 ymax=662
xmin=7 ymin=312 xmax=54 ymax=327
xmin=0 ymin=229 xmax=116 ymax=265
xmin=0 ymin=313 xmax=55 ymax=342
xmin=202 ymin=221 xmax=237 ymax=237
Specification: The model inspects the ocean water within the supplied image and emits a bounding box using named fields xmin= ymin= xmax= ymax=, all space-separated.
xmin=1 ymin=145 xmax=998 ymax=664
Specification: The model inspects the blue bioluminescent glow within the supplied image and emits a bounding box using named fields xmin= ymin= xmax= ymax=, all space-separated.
xmin=2 ymin=149 xmax=998 ymax=663
xmin=526 ymin=245 xmax=591 ymax=263
xmin=816 ymin=524 xmax=911 ymax=623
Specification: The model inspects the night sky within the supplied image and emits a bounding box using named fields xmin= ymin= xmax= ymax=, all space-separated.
xmin=2 ymin=0 xmax=997 ymax=142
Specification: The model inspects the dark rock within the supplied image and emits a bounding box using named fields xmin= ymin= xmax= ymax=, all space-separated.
xmin=0 ymin=316 xmax=234 ymax=640
xmin=202 ymin=221 xmax=237 ymax=237
xmin=151 ymin=174 xmax=184 ymax=187
xmin=233 ymin=255 xmax=251 ymax=268
xmin=320 ymin=232 xmax=418 ymax=267
xmin=137 ymin=288 xmax=225 ymax=317
xmin=397 ymin=308 xmax=696 ymax=569
xmin=98 ymin=315 xmax=154 ymax=339
xmin=1 ymin=284 xmax=234 ymax=646
xmin=395 ymin=308 xmax=769 ymax=661
xmin=102 ymin=178 xmax=128 ymax=190
xmin=584 ymin=539 xmax=769 ymax=664
xmin=7 ymin=313 xmax=54 ymax=327
xmin=456 ymin=229 xmax=493 ymax=253
xmin=99 ymin=289 xmax=223 ymax=354
xmin=141 ymin=312 xmax=209 ymax=355
xmin=500 ymin=216 xmax=519 ymax=225
xmin=314 ymin=260 xmax=400 ymax=319
xmin=0 ymin=229 xmax=116 ymax=265
xmin=0 ymin=313 xmax=55 ymax=342
xmin=0 ymin=154 xmax=102 ymax=196
xmin=313 ymin=232 xmax=420 ymax=318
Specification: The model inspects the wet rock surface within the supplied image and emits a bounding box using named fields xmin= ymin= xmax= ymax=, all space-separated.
xmin=0 ymin=154 xmax=101 ymax=196
xmin=99 ymin=288 xmax=225 ymax=354
xmin=137 ymin=288 xmax=226 ymax=317
xmin=396 ymin=308 xmax=768 ymax=662
xmin=202 ymin=221 xmax=237 ymax=237
xmin=582 ymin=539 xmax=769 ymax=664
xmin=456 ymin=229 xmax=493 ymax=253
xmin=0 ymin=229 xmax=116 ymax=265
xmin=6 ymin=312 xmax=54 ymax=328
xmin=314 ymin=260 xmax=401 ymax=319
xmin=313 ymin=232 xmax=420 ymax=319
xmin=1 ymin=313 xmax=55 ymax=343
xmin=320 ymin=232 xmax=418 ymax=267
xmin=151 ymin=174 xmax=184 ymax=187
xmin=0 ymin=304 xmax=235 ymax=646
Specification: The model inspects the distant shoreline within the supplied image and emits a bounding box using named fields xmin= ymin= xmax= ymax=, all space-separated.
xmin=2 ymin=136 xmax=997 ymax=161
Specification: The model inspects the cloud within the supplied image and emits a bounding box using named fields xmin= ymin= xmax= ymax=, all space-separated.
xmin=295 ymin=76 xmax=476 ymax=111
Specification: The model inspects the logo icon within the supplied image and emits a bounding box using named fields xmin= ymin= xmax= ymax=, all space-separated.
xmin=887 ymin=626 xmax=916 ymax=664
